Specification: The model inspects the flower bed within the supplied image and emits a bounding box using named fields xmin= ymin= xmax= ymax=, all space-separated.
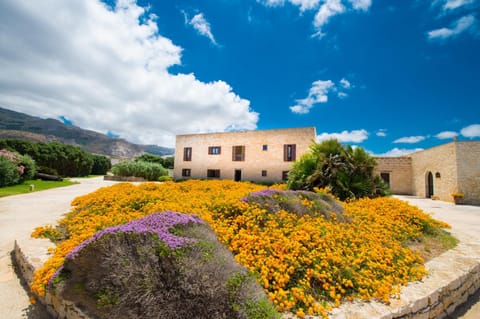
xmin=31 ymin=180 xmax=451 ymax=318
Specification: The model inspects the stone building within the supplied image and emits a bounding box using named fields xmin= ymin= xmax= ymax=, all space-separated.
xmin=173 ymin=127 xmax=316 ymax=183
xmin=174 ymin=128 xmax=479 ymax=205
xmin=375 ymin=141 xmax=480 ymax=205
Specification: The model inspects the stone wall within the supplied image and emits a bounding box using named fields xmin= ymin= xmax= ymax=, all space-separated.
xmin=13 ymin=241 xmax=90 ymax=319
xmin=455 ymin=142 xmax=480 ymax=205
xmin=174 ymin=127 xmax=316 ymax=183
xmin=103 ymin=175 xmax=146 ymax=182
xmin=375 ymin=157 xmax=413 ymax=195
xmin=410 ymin=143 xmax=458 ymax=203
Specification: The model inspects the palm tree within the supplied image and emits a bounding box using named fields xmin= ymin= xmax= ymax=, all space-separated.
xmin=287 ymin=140 xmax=390 ymax=200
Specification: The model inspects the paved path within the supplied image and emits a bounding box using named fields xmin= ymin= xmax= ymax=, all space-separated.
xmin=0 ymin=177 xmax=117 ymax=319
xmin=395 ymin=196 xmax=480 ymax=319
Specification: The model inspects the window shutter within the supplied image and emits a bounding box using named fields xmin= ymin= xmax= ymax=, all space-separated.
xmin=283 ymin=144 xmax=288 ymax=161
xmin=242 ymin=145 xmax=245 ymax=161
xmin=292 ymin=144 xmax=296 ymax=161
xmin=232 ymin=146 xmax=235 ymax=161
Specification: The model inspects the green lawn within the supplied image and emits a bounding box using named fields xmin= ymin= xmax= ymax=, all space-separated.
xmin=0 ymin=179 xmax=78 ymax=198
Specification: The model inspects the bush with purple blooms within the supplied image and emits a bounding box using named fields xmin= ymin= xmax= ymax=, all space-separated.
xmin=52 ymin=211 xmax=279 ymax=319
xmin=0 ymin=149 xmax=36 ymax=187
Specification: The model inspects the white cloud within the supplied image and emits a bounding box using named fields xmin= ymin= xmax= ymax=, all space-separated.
xmin=258 ymin=0 xmax=371 ymax=38
xmin=290 ymin=80 xmax=335 ymax=114
xmin=290 ymin=0 xmax=321 ymax=11
xmin=435 ymin=131 xmax=458 ymax=139
xmin=337 ymin=92 xmax=348 ymax=99
xmin=259 ymin=0 xmax=285 ymax=7
xmin=427 ymin=14 xmax=476 ymax=40
xmin=376 ymin=148 xmax=424 ymax=157
xmin=394 ymin=136 xmax=426 ymax=144
xmin=0 ymin=0 xmax=257 ymax=147
xmin=460 ymin=124 xmax=480 ymax=137
xmin=187 ymin=12 xmax=218 ymax=45
xmin=337 ymin=78 xmax=351 ymax=98
xmin=290 ymin=77 xmax=353 ymax=113
xmin=259 ymin=0 xmax=320 ymax=11
xmin=339 ymin=78 xmax=351 ymax=89
xmin=443 ymin=0 xmax=474 ymax=11
xmin=376 ymin=129 xmax=387 ymax=137
xmin=313 ymin=0 xmax=346 ymax=36
xmin=317 ymin=129 xmax=368 ymax=143
xmin=347 ymin=0 xmax=372 ymax=11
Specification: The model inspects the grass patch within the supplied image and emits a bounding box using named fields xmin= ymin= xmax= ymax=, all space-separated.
xmin=409 ymin=229 xmax=458 ymax=262
xmin=0 ymin=179 xmax=78 ymax=197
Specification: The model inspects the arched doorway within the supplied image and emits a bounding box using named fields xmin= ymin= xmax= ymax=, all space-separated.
xmin=426 ymin=171 xmax=434 ymax=198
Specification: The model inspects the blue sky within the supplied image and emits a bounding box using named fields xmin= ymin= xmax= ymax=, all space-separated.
xmin=0 ymin=0 xmax=479 ymax=155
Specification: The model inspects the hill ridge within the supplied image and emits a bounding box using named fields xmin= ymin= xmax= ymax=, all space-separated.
xmin=0 ymin=107 xmax=173 ymax=158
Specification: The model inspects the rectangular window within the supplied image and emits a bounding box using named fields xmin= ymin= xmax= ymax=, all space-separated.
xmin=284 ymin=144 xmax=296 ymax=161
xmin=261 ymin=170 xmax=267 ymax=177
xmin=207 ymin=169 xmax=221 ymax=178
xmin=262 ymin=144 xmax=268 ymax=151
xmin=182 ymin=169 xmax=191 ymax=177
xmin=208 ymin=146 xmax=221 ymax=155
xmin=183 ymin=147 xmax=192 ymax=161
xmin=232 ymin=145 xmax=245 ymax=161
xmin=282 ymin=171 xmax=289 ymax=181
xmin=380 ymin=172 xmax=390 ymax=186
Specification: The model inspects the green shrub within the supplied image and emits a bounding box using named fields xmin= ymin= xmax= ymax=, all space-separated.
xmin=158 ymin=175 xmax=172 ymax=182
xmin=0 ymin=149 xmax=36 ymax=186
xmin=112 ymin=161 xmax=168 ymax=181
xmin=0 ymin=155 xmax=21 ymax=187
xmin=18 ymin=154 xmax=36 ymax=181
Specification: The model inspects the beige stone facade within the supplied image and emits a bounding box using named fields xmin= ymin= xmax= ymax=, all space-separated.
xmin=376 ymin=141 xmax=480 ymax=205
xmin=375 ymin=157 xmax=413 ymax=195
xmin=173 ymin=127 xmax=316 ymax=183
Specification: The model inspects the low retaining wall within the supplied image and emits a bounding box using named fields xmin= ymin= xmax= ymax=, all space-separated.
xmin=14 ymin=238 xmax=480 ymax=319
xmin=14 ymin=240 xmax=90 ymax=319
xmin=103 ymin=175 xmax=146 ymax=182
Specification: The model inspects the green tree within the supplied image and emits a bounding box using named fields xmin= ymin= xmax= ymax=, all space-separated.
xmin=287 ymin=139 xmax=390 ymax=200
xmin=91 ymin=155 xmax=112 ymax=175
xmin=162 ymin=156 xmax=174 ymax=169
xmin=0 ymin=139 xmax=93 ymax=177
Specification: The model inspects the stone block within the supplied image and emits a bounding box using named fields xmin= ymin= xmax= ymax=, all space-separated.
xmin=428 ymin=302 xmax=444 ymax=318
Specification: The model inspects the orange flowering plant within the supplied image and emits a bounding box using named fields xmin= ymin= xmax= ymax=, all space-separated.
xmin=31 ymin=180 xmax=451 ymax=318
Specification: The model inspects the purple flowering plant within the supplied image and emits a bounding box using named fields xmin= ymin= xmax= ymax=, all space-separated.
xmin=49 ymin=211 xmax=204 ymax=288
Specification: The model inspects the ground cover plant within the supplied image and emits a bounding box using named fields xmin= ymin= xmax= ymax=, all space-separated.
xmin=31 ymin=180 xmax=452 ymax=318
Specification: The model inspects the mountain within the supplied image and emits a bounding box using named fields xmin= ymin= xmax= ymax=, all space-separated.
xmin=0 ymin=107 xmax=174 ymax=158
